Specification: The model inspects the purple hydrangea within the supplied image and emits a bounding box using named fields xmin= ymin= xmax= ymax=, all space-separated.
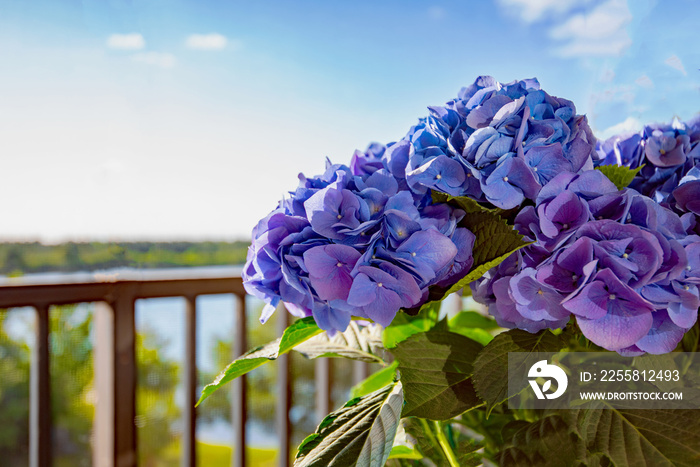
xmin=472 ymin=170 xmax=700 ymax=354
xmin=596 ymin=117 xmax=700 ymax=206
xmin=350 ymin=142 xmax=386 ymax=178
xmin=244 ymin=157 xmax=475 ymax=333
xmin=245 ymin=77 xmax=700 ymax=356
xmin=387 ymin=76 xmax=597 ymax=209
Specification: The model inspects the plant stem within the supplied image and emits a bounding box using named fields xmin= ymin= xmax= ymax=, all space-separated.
xmin=433 ymin=420 xmax=460 ymax=467
xmin=418 ymin=418 xmax=440 ymax=454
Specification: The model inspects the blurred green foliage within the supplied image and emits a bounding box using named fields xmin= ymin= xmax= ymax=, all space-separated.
xmin=136 ymin=330 xmax=182 ymax=467
xmin=198 ymin=309 xmax=321 ymax=447
xmin=0 ymin=241 xmax=250 ymax=275
xmin=0 ymin=305 xmax=182 ymax=466
xmin=198 ymin=308 xmax=361 ymax=448
xmin=0 ymin=312 xmax=31 ymax=465
xmin=50 ymin=306 xmax=96 ymax=466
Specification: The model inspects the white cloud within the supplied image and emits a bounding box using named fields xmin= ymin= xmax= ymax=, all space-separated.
xmin=549 ymin=0 xmax=630 ymax=40
xmin=185 ymin=33 xmax=229 ymax=50
xmin=497 ymin=0 xmax=590 ymax=23
xmin=665 ymin=54 xmax=687 ymax=76
xmin=635 ymin=74 xmax=654 ymax=88
xmin=107 ymin=33 xmax=145 ymax=50
xmin=596 ymin=116 xmax=642 ymax=139
xmin=131 ymin=52 xmax=176 ymax=69
xmin=549 ymin=0 xmax=632 ymax=57
xmin=553 ymin=35 xmax=630 ymax=57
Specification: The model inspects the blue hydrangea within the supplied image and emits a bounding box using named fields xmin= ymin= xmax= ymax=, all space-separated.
xmin=244 ymin=77 xmax=700 ymax=356
xmin=472 ymin=170 xmax=700 ymax=354
xmin=387 ymin=76 xmax=597 ymax=209
xmin=244 ymin=152 xmax=475 ymax=333
xmin=596 ymin=117 xmax=700 ymax=205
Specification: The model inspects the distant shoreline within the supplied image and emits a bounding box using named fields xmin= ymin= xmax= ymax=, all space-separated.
xmin=0 ymin=241 xmax=250 ymax=276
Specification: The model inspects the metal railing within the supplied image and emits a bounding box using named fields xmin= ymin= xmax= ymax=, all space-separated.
xmin=0 ymin=267 xmax=368 ymax=467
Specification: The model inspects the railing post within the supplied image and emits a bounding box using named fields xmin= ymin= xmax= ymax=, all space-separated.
xmin=443 ymin=292 xmax=463 ymax=317
xmin=30 ymin=303 xmax=51 ymax=467
xmin=232 ymin=293 xmax=247 ymax=467
xmin=114 ymin=291 xmax=137 ymax=467
xmin=183 ymin=295 xmax=197 ymax=467
xmin=93 ymin=288 xmax=137 ymax=467
xmin=94 ymin=302 xmax=115 ymax=467
xmin=315 ymin=358 xmax=332 ymax=424
xmin=276 ymin=309 xmax=291 ymax=467
xmin=352 ymin=361 xmax=370 ymax=386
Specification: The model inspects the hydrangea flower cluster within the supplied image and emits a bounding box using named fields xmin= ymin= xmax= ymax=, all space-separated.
xmin=385 ymin=76 xmax=597 ymax=209
xmin=243 ymin=156 xmax=475 ymax=333
xmin=472 ymin=170 xmax=700 ymax=354
xmin=244 ymin=75 xmax=700 ymax=354
xmin=596 ymin=116 xmax=700 ymax=233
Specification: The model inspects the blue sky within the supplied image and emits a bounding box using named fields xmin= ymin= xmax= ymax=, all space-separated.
xmin=0 ymin=0 xmax=698 ymax=241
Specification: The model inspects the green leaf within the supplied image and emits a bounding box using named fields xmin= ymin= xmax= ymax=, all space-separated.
xmin=432 ymin=192 xmax=502 ymax=214
xmin=595 ymin=164 xmax=643 ymax=190
xmin=472 ymin=328 xmax=564 ymax=413
xmin=402 ymin=418 xmax=482 ymax=466
xmin=449 ymin=312 xmax=500 ymax=345
xmin=392 ymin=330 xmax=483 ymax=419
xmin=497 ymin=408 xmax=700 ymax=465
xmin=418 ymin=193 xmax=530 ymax=306
xmin=383 ymin=302 xmax=440 ymax=349
xmin=295 ymin=322 xmax=385 ymax=363
xmin=197 ymin=317 xmax=321 ymax=406
xmin=278 ymin=317 xmax=325 ymax=354
xmin=449 ymin=311 xmax=500 ymax=331
xmin=294 ymin=382 xmax=404 ymax=467
xmin=351 ymin=361 xmax=399 ymax=398
xmin=457 ymin=408 xmax=519 ymax=459
xmin=679 ymin=320 xmax=700 ymax=352
xmin=451 ymin=327 xmax=495 ymax=346
xmin=401 ymin=418 xmax=450 ymax=465
xmin=631 ymin=354 xmax=685 ymax=392
xmin=461 ymin=211 xmax=530 ymax=269
xmin=442 ymin=210 xmax=530 ymax=297
xmin=387 ymin=445 xmax=422 ymax=460
xmin=498 ymin=415 xmax=582 ymax=467
xmin=572 ymin=408 xmax=700 ymax=466
xmin=386 ymin=420 xmax=423 ymax=461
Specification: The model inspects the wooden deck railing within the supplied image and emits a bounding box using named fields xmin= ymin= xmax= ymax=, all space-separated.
xmin=0 ymin=267 xmax=366 ymax=467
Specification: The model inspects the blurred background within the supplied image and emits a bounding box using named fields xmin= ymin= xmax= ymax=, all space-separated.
xmin=0 ymin=0 xmax=698 ymax=465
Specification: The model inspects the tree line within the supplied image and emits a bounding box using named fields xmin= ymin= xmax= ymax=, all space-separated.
xmin=0 ymin=241 xmax=250 ymax=275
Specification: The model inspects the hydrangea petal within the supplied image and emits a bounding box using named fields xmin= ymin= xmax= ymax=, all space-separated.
xmin=635 ymin=311 xmax=686 ymax=354
xmin=304 ymin=244 xmax=361 ymax=301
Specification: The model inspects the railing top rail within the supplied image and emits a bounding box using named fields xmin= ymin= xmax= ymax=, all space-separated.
xmin=0 ymin=266 xmax=246 ymax=308
xmin=0 ymin=265 xmax=244 ymax=287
